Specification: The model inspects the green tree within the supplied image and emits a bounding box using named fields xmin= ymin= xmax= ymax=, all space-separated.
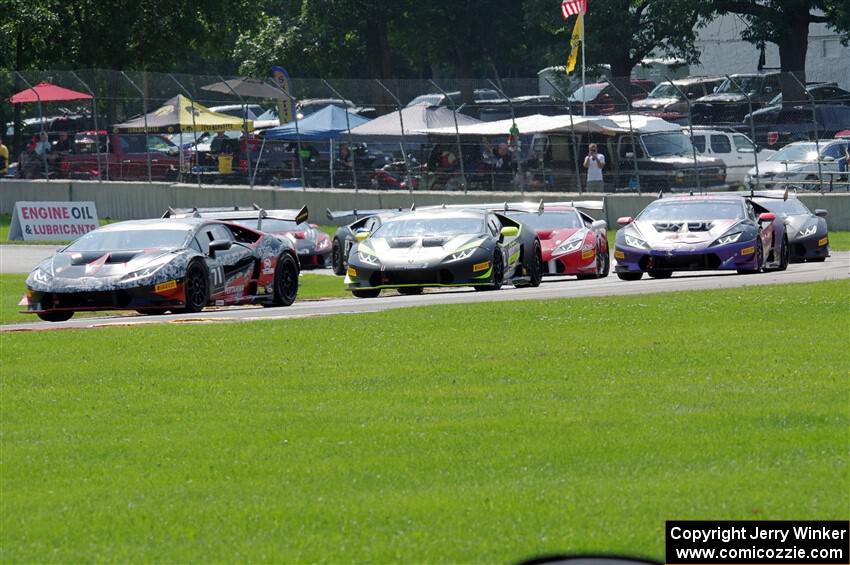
xmin=709 ymin=0 xmax=850 ymax=99
xmin=528 ymin=0 xmax=707 ymax=80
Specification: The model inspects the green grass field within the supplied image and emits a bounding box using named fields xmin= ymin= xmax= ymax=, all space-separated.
xmin=1 ymin=280 xmax=847 ymax=562
xmin=0 ymin=273 xmax=347 ymax=325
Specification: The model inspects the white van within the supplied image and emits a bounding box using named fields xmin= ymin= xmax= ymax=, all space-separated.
xmin=685 ymin=128 xmax=775 ymax=187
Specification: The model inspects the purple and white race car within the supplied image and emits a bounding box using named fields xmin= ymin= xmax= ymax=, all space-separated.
xmin=613 ymin=194 xmax=789 ymax=280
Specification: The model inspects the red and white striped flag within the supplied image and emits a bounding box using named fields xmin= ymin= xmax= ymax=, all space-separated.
xmin=560 ymin=0 xmax=586 ymax=19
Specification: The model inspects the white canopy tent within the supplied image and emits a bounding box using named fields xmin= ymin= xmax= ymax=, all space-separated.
xmin=419 ymin=113 xmax=680 ymax=137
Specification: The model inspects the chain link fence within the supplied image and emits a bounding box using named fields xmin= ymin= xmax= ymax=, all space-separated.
xmin=3 ymin=69 xmax=849 ymax=193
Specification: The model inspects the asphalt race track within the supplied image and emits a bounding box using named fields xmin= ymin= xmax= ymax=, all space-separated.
xmin=3 ymin=251 xmax=847 ymax=332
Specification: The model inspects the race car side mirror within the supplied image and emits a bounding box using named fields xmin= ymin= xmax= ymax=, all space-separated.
xmin=758 ymin=212 xmax=776 ymax=223
xmin=208 ymin=239 xmax=232 ymax=257
xmin=617 ymin=216 xmax=633 ymax=226
xmin=500 ymin=226 xmax=519 ymax=238
xmin=591 ymin=220 xmax=607 ymax=230
xmin=355 ymin=231 xmax=371 ymax=242
xmin=814 ymin=209 xmax=828 ymax=217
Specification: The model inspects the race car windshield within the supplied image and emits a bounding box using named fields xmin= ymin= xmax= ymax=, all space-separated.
xmin=231 ymin=218 xmax=303 ymax=232
xmin=754 ymin=198 xmax=809 ymax=216
xmin=66 ymin=228 xmax=192 ymax=252
xmin=508 ymin=211 xmax=583 ymax=230
xmin=375 ymin=217 xmax=484 ymax=238
xmin=640 ymin=201 xmax=744 ymax=221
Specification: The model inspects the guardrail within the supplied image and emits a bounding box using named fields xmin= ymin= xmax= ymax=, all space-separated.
xmin=2 ymin=178 xmax=849 ymax=230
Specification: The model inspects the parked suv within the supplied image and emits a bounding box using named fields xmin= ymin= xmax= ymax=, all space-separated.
xmin=567 ymin=80 xmax=656 ymax=115
xmin=633 ymin=76 xmax=724 ymax=123
xmin=743 ymin=104 xmax=850 ymax=148
xmin=685 ymin=128 xmax=775 ymax=187
xmin=692 ymin=72 xmax=781 ymax=124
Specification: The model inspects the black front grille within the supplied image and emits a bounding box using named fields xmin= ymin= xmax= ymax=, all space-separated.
xmin=369 ymin=269 xmax=454 ymax=286
xmin=47 ymin=290 xmax=134 ymax=309
xmin=639 ymin=253 xmax=721 ymax=271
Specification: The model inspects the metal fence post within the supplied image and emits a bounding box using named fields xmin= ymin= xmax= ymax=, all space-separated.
xmin=120 ymin=72 xmax=153 ymax=183
xmin=267 ymin=79 xmax=307 ymax=191
xmin=322 ymin=79 xmax=359 ymax=191
xmin=726 ymin=75 xmax=760 ymax=190
xmin=15 ymin=72 xmax=50 ymax=178
xmin=70 ymin=71 xmax=103 ymax=183
xmin=606 ymin=80 xmax=641 ymax=194
xmin=664 ymin=75 xmax=701 ymax=192
xmin=376 ymin=80 xmax=413 ymax=193
xmin=430 ymin=80 xmax=467 ymax=193
xmin=787 ymin=72 xmax=823 ymax=192
xmin=544 ymin=77 xmax=583 ymax=193
xmin=168 ymin=74 xmax=202 ymax=189
xmin=217 ymin=75 xmax=253 ymax=189
xmin=487 ymin=79 xmax=523 ymax=194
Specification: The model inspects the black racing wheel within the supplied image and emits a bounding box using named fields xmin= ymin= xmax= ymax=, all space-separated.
xmin=182 ymin=260 xmax=210 ymax=313
xmin=331 ymin=238 xmax=346 ymax=275
xmin=268 ymin=252 xmax=299 ymax=307
xmin=37 ymin=311 xmax=74 ymax=322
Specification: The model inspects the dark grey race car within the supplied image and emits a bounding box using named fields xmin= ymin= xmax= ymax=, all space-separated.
xmin=751 ymin=191 xmax=830 ymax=262
xmin=344 ymin=208 xmax=543 ymax=297
xmin=326 ymin=207 xmax=412 ymax=275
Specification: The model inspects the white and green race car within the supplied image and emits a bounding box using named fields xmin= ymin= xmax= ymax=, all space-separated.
xmin=344 ymin=208 xmax=543 ymax=297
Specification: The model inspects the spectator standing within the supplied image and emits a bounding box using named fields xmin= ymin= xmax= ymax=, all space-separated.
xmin=34 ymin=132 xmax=51 ymax=157
xmin=53 ymin=131 xmax=72 ymax=153
xmin=493 ymin=143 xmax=515 ymax=190
xmin=583 ymin=143 xmax=605 ymax=192
xmin=0 ymin=136 xmax=8 ymax=175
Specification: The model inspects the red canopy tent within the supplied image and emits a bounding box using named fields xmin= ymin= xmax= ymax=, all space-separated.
xmin=10 ymin=81 xmax=99 ymax=179
xmin=9 ymin=82 xmax=92 ymax=104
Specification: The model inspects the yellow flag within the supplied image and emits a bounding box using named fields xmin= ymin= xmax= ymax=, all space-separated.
xmin=566 ymin=15 xmax=582 ymax=75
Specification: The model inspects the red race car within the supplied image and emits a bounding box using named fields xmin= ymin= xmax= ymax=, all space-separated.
xmin=505 ymin=201 xmax=609 ymax=279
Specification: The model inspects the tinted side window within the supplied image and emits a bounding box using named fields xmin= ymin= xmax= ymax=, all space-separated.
xmin=733 ymin=135 xmax=755 ymax=152
xmin=691 ymin=135 xmax=706 ymax=153
xmin=822 ymin=144 xmax=844 ymax=159
xmin=209 ymin=224 xmax=233 ymax=242
xmin=195 ymin=234 xmax=210 ymax=254
xmin=710 ymin=134 xmax=732 ymax=154
xmin=487 ymin=215 xmax=501 ymax=236
xmin=620 ymin=136 xmax=643 ymax=158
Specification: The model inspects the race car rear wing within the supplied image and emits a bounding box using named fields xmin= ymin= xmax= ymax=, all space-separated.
xmin=162 ymin=204 xmax=309 ymax=224
xmin=422 ymin=199 xmax=605 ymax=213
xmin=325 ymin=206 xmax=413 ymax=221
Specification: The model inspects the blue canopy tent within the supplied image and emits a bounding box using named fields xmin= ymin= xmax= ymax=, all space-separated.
xmin=261 ymin=105 xmax=370 ymax=187
xmin=262 ymin=105 xmax=369 ymax=141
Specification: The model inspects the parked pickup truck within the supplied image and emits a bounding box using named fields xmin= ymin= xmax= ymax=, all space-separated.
xmin=59 ymin=131 xmax=181 ymax=181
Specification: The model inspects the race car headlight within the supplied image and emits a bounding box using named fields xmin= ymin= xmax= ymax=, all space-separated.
xmin=798 ymin=224 xmax=817 ymax=238
xmin=623 ymin=234 xmax=647 ymax=249
xmin=32 ymin=266 xmax=52 ymax=285
xmin=552 ymin=237 xmax=584 ymax=256
xmin=446 ymin=247 xmax=477 ymax=262
xmin=357 ymin=251 xmax=380 ymax=265
xmin=122 ymin=256 xmax=173 ymax=282
xmin=713 ymin=231 xmax=742 ymax=246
